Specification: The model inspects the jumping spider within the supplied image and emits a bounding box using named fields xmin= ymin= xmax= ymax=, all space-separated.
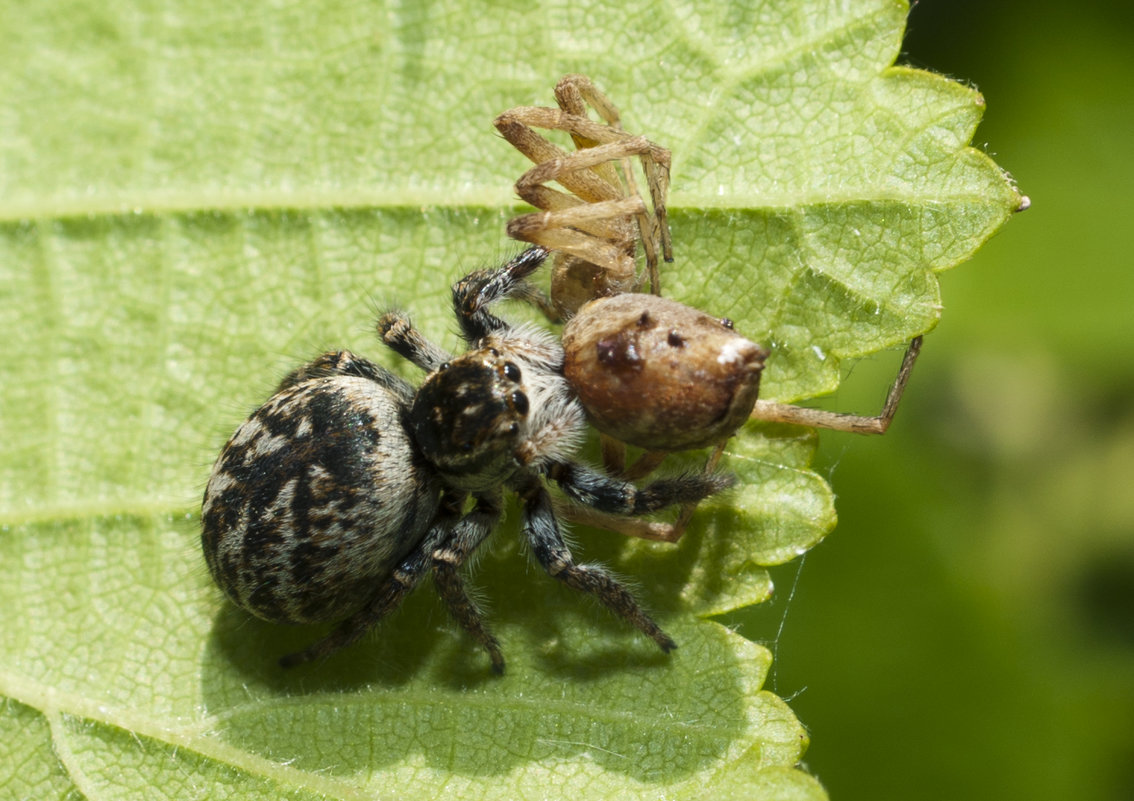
xmin=201 ymin=247 xmax=730 ymax=673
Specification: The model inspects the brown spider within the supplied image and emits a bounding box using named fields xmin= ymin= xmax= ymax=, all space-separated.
xmin=495 ymin=75 xmax=923 ymax=542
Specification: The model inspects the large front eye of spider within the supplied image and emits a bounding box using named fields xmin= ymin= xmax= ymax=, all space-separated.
xmin=411 ymin=349 xmax=529 ymax=476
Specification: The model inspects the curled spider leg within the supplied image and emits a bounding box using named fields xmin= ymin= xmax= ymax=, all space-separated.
xmin=554 ymin=73 xmax=625 ymax=138
xmin=553 ymin=73 xmax=630 ymax=200
xmin=750 ymin=336 xmax=924 ymax=434
xmin=495 ymin=83 xmax=672 ymax=314
xmin=553 ymin=75 xmax=672 ymax=267
xmin=496 ymin=105 xmax=670 ymax=214
xmin=506 ymin=196 xmax=648 ymax=291
xmin=507 ymin=137 xmax=669 ymax=297
xmin=495 ymin=107 xmax=616 ymax=198
xmin=552 ymin=74 xmax=673 ymax=268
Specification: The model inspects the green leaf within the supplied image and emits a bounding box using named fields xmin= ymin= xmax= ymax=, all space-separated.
xmin=0 ymin=0 xmax=1021 ymax=798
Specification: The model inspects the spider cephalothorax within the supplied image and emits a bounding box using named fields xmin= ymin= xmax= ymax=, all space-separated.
xmin=410 ymin=348 xmax=532 ymax=486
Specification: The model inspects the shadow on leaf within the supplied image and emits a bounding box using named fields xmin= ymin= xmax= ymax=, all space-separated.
xmin=198 ymin=513 xmax=762 ymax=783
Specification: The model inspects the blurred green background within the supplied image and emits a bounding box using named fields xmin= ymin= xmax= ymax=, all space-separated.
xmin=735 ymin=2 xmax=1134 ymax=800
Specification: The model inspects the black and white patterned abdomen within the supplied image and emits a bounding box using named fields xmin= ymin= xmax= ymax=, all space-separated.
xmin=201 ymin=375 xmax=440 ymax=624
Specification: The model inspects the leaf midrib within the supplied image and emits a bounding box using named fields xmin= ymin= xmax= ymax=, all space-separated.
xmin=0 ymin=187 xmax=994 ymax=226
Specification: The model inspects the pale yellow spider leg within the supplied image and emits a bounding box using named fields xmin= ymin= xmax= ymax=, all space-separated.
xmin=553 ymin=80 xmax=673 ymax=273
xmin=495 ymin=107 xmax=627 ymax=202
xmin=555 ymin=74 xmax=624 ymax=132
xmin=515 ymin=136 xmax=667 ymax=292
xmin=750 ymin=336 xmax=923 ymax=434
xmin=507 ymin=196 xmax=645 ymax=291
xmin=554 ymin=74 xmax=626 ymax=193
xmin=554 ymin=498 xmax=683 ymax=543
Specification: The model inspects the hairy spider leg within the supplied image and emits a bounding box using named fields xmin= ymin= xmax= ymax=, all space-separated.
xmin=520 ymin=480 xmax=676 ymax=652
xmin=451 ymin=246 xmax=552 ymax=341
xmin=549 ymin=458 xmax=735 ymax=544
xmin=429 ymin=493 xmax=507 ymax=673
xmin=377 ymin=311 xmax=455 ymax=373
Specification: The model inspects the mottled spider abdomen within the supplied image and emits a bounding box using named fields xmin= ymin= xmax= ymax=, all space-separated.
xmin=202 ymin=372 xmax=441 ymax=625
xmin=562 ymin=294 xmax=769 ymax=451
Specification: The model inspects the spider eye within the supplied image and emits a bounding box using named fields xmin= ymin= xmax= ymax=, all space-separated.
xmin=503 ymin=362 xmax=522 ymax=382
xmin=511 ymin=390 xmax=529 ymax=416
xmin=439 ymin=361 xmax=451 ymax=371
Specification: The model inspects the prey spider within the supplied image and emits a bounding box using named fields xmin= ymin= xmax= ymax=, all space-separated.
xmin=494 ymin=75 xmax=924 ymax=541
xmin=201 ymin=247 xmax=730 ymax=673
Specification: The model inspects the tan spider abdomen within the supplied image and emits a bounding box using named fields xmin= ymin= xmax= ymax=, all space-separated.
xmin=563 ymin=294 xmax=768 ymax=452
